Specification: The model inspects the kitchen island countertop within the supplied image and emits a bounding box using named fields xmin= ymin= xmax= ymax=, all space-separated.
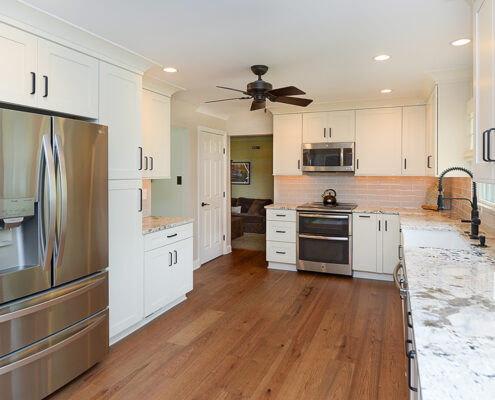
xmin=142 ymin=216 xmax=194 ymax=235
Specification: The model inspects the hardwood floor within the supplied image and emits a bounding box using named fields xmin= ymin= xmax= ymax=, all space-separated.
xmin=49 ymin=249 xmax=407 ymax=400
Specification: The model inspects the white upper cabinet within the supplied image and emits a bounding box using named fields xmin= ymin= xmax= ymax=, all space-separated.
xmin=273 ymin=113 xmax=303 ymax=175
xmin=0 ymin=23 xmax=98 ymax=118
xmin=402 ymin=106 xmax=426 ymax=176
xmin=302 ymin=111 xmax=355 ymax=143
xmin=99 ymin=62 xmax=142 ymax=180
xmin=355 ymin=108 xmax=402 ymax=176
xmin=474 ymin=0 xmax=495 ymax=183
xmin=0 ymin=23 xmax=37 ymax=107
xmin=142 ymin=89 xmax=171 ymax=179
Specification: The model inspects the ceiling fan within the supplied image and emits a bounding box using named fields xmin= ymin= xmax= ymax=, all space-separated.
xmin=206 ymin=65 xmax=313 ymax=111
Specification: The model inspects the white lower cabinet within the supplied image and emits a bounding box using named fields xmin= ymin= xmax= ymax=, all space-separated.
xmin=108 ymin=180 xmax=144 ymax=338
xmin=266 ymin=210 xmax=297 ymax=270
xmin=144 ymin=225 xmax=193 ymax=317
xmin=353 ymin=212 xmax=400 ymax=275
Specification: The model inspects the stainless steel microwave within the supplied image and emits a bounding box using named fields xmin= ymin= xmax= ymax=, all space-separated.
xmin=302 ymin=142 xmax=355 ymax=172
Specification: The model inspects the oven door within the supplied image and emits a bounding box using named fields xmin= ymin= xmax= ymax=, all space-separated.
xmin=297 ymin=234 xmax=352 ymax=275
xmin=298 ymin=213 xmax=350 ymax=236
xmin=302 ymin=142 xmax=354 ymax=172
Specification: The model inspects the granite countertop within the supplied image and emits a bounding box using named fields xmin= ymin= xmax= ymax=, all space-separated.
xmin=265 ymin=203 xmax=299 ymax=211
xmin=354 ymin=206 xmax=434 ymax=215
xmin=400 ymin=212 xmax=495 ymax=399
xmin=142 ymin=216 xmax=194 ymax=235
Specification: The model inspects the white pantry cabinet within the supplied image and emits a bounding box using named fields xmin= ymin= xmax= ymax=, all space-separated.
xmin=302 ymin=110 xmax=355 ymax=143
xmin=355 ymin=108 xmax=402 ymax=176
xmin=353 ymin=213 xmax=400 ymax=275
xmin=99 ymin=62 xmax=143 ymax=180
xmin=473 ymin=0 xmax=495 ymax=183
xmin=144 ymin=225 xmax=193 ymax=316
xmin=273 ymin=114 xmax=303 ymax=175
xmin=142 ymin=89 xmax=171 ymax=179
xmin=402 ymin=106 xmax=426 ymax=176
xmin=108 ymin=180 xmax=144 ymax=338
xmin=0 ymin=22 xmax=98 ymax=118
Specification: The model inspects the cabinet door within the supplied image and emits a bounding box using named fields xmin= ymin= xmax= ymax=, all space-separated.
xmin=37 ymin=39 xmax=98 ymax=118
xmin=355 ymin=108 xmax=402 ymax=176
xmin=273 ymin=114 xmax=302 ymax=175
xmin=144 ymin=242 xmax=175 ymax=316
xmin=142 ymin=89 xmax=171 ymax=179
xmin=172 ymin=237 xmax=194 ymax=298
xmin=108 ymin=180 xmax=144 ymax=337
xmin=425 ymin=87 xmax=437 ymax=176
xmin=0 ymin=23 xmax=37 ymax=107
xmin=352 ymin=213 xmax=378 ymax=272
xmin=381 ymin=214 xmax=401 ymax=274
xmin=99 ymin=62 xmax=143 ymax=180
xmin=302 ymin=112 xmax=327 ymax=143
xmin=474 ymin=0 xmax=495 ymax=182
xmin=402 ymin=106 xmax=426 ymax=176
xmin=327 ymin=110 xmax=355 ymax=142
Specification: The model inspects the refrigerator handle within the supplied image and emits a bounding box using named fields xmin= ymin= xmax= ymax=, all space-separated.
xmin=38 ymin=135 xmax=56 ymax=271
xmin=53 ymin=134 xmax=68 ymax=270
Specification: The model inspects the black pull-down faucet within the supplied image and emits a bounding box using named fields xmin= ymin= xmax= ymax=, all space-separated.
xmin=437 ymin=167 xmax=481 ymax=239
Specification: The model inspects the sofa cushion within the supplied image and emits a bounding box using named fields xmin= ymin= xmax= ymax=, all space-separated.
xmin=237 ymin=197 xmax=254 ymax=213
xmin=231 ymin=198 xmax=238 ymax=207
xmin=248 ymin=199 xmax=266 ymax=215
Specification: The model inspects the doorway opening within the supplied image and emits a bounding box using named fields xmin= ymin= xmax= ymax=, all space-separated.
xmin=230 ymin=135 xmax=274 ymax=251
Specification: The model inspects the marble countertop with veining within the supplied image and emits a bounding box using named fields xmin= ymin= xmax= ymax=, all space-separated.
xmin=265 ymin=203 xmax=299 ymax=211
xmin=401 ymin=212 xmax=495 ymax=399
xmin=142 ymin=216 xmax=194 ymax=235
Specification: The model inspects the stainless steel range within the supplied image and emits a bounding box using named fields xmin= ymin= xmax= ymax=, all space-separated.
xmin=296 ymin=202 xmax=357 ymax=276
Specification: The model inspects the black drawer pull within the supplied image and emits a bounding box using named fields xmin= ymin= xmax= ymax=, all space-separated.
xmin=43 ymin=75 xmax=48 ymax=97
xmin=167 ymin=233 xmax=178 ymax=238
xmin=276 ymin=251 xmax=286 ymax=254
xmin=276 ymin=214 xmax=286 ymax=217
xmin=30 ymin=72 xmax=36 ymax=95
xmin=275 ymin=230 xmax=286 ymax=233
xmin=358 ymin=215 xmax=371 ymax=218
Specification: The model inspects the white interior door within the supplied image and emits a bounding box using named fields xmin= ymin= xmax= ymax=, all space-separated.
xmin=199 ymin=130 xmax=225 ymax=264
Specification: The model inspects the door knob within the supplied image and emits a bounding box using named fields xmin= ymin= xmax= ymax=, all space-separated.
xmin=201 ymin=202 xmax=210 ymax=207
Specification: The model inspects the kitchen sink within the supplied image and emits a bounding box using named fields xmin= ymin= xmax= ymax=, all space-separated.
xmin=402 ymin=228 xmax=471 ymax=251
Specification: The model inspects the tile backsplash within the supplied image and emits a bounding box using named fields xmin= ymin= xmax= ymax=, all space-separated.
xmin=274 ymin=175 xmax=438 ymax=208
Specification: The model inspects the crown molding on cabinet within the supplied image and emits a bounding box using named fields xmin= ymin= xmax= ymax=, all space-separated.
xmin=142 ymin=75 xmax=185 ymax=98
xmin=194 ymin=105 xmax=230 ymax=121
xmin=1 ymin=0 xmax=161 ymax=75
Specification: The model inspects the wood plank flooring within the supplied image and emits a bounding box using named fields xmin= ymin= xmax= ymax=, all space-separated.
xmin=48 ymin=249 xmax=407 ymax=400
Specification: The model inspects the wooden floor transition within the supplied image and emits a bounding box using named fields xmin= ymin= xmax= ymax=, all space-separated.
xmin=49 ymin=249 xmax=407 ymax=400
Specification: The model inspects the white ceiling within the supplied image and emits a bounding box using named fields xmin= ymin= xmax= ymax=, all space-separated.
xmin=22 ymin=0 xmax=473 ymax=116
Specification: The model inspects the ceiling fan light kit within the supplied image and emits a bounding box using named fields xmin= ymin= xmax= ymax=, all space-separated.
xmin=206 ymin=65 xmax=313 ymax=111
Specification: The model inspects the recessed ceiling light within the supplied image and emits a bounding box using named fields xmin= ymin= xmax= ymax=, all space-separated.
xmin=450 ymin=38 xmax=471 ymax=46
xmin=373 ymin=54 xmax=390 ymax=61
xmin=163 ymin=67 xmax=177 ymax=73
xmin=381 ymin=89 xmax=392 ymax=94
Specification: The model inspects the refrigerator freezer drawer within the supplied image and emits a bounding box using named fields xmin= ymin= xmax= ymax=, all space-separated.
xmin=0 ymin=309 xmax=108 ymax=400
xmin=0 ymin=271 xmax=108 ymax=357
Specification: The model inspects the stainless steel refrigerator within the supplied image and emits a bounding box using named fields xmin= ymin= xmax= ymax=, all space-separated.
xmin=0 ymin=108 xmax=109 ymax=399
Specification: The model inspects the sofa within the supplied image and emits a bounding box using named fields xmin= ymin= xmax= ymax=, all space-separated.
xmin=231 ymin=197 xmax=273 ymax=234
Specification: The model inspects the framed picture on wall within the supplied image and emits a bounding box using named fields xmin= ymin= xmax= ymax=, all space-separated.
xmin=231 ymin=161 xmax=250 ymax=185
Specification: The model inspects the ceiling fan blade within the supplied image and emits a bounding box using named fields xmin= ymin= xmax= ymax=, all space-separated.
xmin=272 ymin=96 xmax=313 ymax=107
xmin=267 ymin=86 xmax=305 ymax=97
xmin=205 ymin=97 xmax=251 ymax=103
xmin=250 ymin=100 xmax=266 ymax=111
xmin=216 ymin=85 xmax=248 ymax=95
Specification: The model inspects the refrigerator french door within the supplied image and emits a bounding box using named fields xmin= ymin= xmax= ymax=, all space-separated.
xmin=0 ymin=108 xmax=109 ymax=400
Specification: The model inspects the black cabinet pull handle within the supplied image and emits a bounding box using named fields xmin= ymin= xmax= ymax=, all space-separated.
xmin=485 ymin=128 xmax=495 ymax=162
xmin=43 ymin=75 xmax=48 ymax=98
xmin=385 ymin=220 xmax=388 ymax=231
xmin=167 ymin=233 xmax=177 ymax=238
xmin=276 ymin=214 xmax=286 ymax=217
xmin=483 ymin=130 xmax=488 ymax=162
xmin=276 ymin=251 xmax=286 ymax=254
xmin=298 ymin=159 xmax=301 ymax=170
xmin=150 ymin=156 xmax=154 ymax=171
xmin=138 ymin=147 xmax=143 ymax=170
xmin=144 ymin=156 xmax=149 ymax=170
xmin=174 ymin=250 xmax=178 ymax=264
xmin=356 ymin=159 xmax=359 ymax=169
xmin=275 ymin=230 xmax=286 ymax=233
xmin=30 ymin=72 xmax=36 ymax=95
xmin=138 ymin=188 xmax=142 ymax=212
xmin=329 ymin=127 xmax=332 ymax=138
xmin=323 ymin=127 xmax=326 ymax=138
xmin=404 ymin=158 xmax=407 ymax=170
xmin=169 ymin=252 xmax=173 ymax=267
xmin=378 ymin=220 xmax=381 ymax=231
xmin=359 ymin=215 xmax=371 ymax=218
xmin=398 ymin=244 xmax=402 ymax=260
xmin=407 ymin=311 xmax=413 ymax=328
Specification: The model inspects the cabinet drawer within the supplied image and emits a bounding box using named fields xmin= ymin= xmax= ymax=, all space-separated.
xmin=266 ymin=209 xmax=296 ymax=222
xmin=266 ymin=241 xmax=296 ymax=264
xmin=267 ymin=220 xmax=296 ymax=243
xmin=144 ymin=223 xmax=193 ymax=251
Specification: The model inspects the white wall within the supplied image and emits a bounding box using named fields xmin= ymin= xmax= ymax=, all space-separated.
xmin=227 ymin=110 xmax=272 ymax=136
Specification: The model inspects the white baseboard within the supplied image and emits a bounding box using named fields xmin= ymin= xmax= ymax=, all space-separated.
xmin=193 ymin=258 xmax=201 ymax=270
xmin=109 ymin=295 xmax=187 ymax=345
xmin=353 ymin=271 xmax=393 ymax=282
xmin=268 ymin=262 xmax=297 ymax=272
xmin=224 ymin=245 xmax=232 ymax=254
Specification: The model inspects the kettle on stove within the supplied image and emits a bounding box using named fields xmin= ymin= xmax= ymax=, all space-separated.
xmin=322 ymin=189 xmax=337 ymax=205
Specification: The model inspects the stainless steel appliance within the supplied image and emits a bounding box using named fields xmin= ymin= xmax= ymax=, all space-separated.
xmin=302 ymin=142 xmax=355 ymax=172
xmin=296 ymin=202 xmax=356 ymax=275
xmin=0 ymin=108 xmax=108 ymax=400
